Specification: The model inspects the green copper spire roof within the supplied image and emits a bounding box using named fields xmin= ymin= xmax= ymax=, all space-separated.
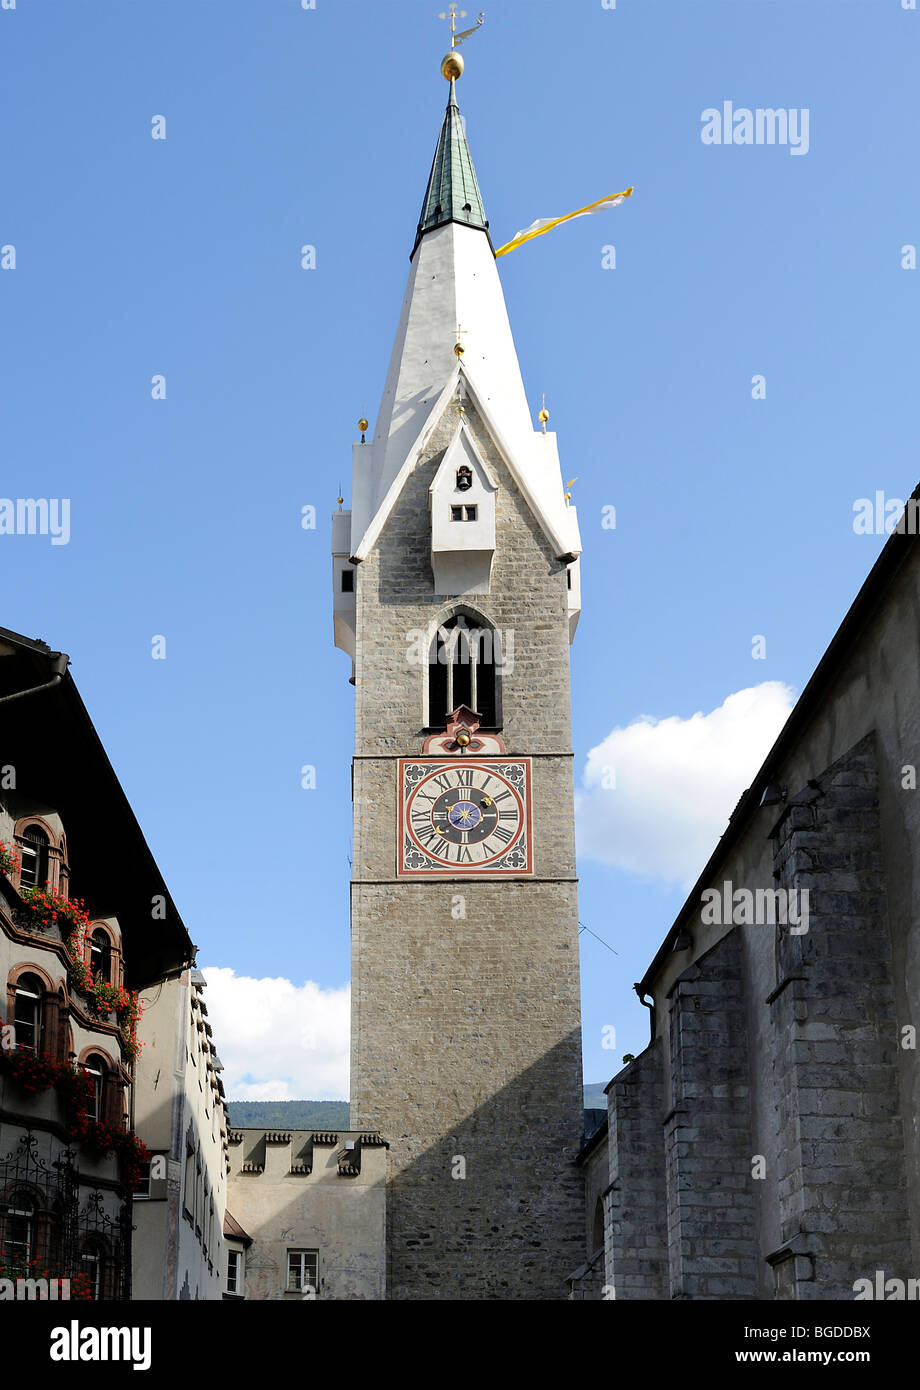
xmin=411 ymin=80 xmax=491 ymax=260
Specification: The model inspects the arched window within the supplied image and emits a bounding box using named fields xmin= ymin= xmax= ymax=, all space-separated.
xmin=0 ymin=1191 xmax=38 ymax=1267
xmin=83 ymin=1053 xmax=108 ymax=1124
xmin=90 ymin=930 xmax=112 ymax=984
xmin=14 ymin=974 xmax=44 ymax=1052
xmin=428 ymin=614 xmax=499 ymax=729
xmin=18 ymin=826 xmax=49 ymax=890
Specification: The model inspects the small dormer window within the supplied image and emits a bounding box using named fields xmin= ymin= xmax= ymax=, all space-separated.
xmin=456 ymin=465 xmax=473 ymax=492
xmin=450 ymin=505 xmax=477 ymax=522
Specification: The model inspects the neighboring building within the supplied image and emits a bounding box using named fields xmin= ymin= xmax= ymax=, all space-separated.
xmin=333 ymin=59 xmax=586 ymax=1299
xmin=588 ymin=506 xmax=920 ymax=1300
xmin=225 ymin=1128 xmax=386 ymax=1300
xmin=0 ymin=626 xmax=195 ymax=1300
xmin=222 ymin=1208 xmax=252 ymax=1301
xmin=132 ymin=968 xmax=230 ymax=1300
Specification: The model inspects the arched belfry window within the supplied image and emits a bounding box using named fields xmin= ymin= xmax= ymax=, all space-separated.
xmin=428 ymin=613 xmax=499 ymax=729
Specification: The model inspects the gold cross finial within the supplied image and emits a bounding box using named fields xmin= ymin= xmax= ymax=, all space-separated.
xmin=454 ymin=323 xmax=466 ymax=357
xmin=538 ymin=393 xmax=550 ymax=433
xmin=439 ymin=5 xmax=484 ymax=48
xmin=439 ymin=5 xmax=465 ymax=44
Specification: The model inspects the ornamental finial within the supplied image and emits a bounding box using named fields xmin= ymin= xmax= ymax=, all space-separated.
xmin=438 ymin=5 xmax=484 ymax=80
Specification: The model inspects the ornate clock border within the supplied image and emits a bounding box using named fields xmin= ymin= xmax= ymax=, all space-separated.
xmin=397 ymin=707 xmax=533 ymax=878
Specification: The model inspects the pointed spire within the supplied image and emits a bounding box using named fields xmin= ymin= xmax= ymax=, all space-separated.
xmin=412 ymin=80 xmax=490 ymax=260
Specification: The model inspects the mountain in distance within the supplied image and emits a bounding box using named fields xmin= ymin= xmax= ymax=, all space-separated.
xmin=227 ymin=1088 xmax=610 ymax=1131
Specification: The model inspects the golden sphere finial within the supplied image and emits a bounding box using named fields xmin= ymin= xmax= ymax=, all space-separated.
xmin=455 ymin=729 xmax=471 ymax=747
xmin=441 ymin=51 xmax=464 ymax=81
xmin=358 ymin=418 xmax=369 ymax=434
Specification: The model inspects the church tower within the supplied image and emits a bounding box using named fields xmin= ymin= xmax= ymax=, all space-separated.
xmin=332 ymin=49 xmax=585 ymax=1300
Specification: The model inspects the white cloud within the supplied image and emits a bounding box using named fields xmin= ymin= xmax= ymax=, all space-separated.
xmin=200 ymin=967 xmax=350 ymax=1101
xmin=576 ymin=682 xmax=796 ymax=888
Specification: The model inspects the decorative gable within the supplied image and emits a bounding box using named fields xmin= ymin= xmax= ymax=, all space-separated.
xmin=428 ymin=419 xmax=498 ymax=595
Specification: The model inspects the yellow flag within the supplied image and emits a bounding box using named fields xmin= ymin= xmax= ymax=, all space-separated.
xmin=494 ymin=187 xmax=634 ymax=258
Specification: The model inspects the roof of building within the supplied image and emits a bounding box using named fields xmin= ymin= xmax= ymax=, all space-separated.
xmin=412 ymin=79 xmax=489 ymax=260
xmin=635 ymin=488 xmax=920 ymax=1002
xmin=223 ymin=1210 xmax=253 ymax=1246
xmin=576 ymin=1110 xmax=609 ymax=1166
xmin=0 ymin=625 xmax=194 ymax=987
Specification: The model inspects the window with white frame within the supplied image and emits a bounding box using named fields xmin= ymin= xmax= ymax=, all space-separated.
xmin=83 ymin=1054 xmax=107 ymax=1124
xmin=18 ymin=826 xmax=50 ymax=890
xmin=286 ymin=1249 xmax=318 ymax=1294
xmin=13 ymin=976 xmax=43 ymax=1053
xmin=227 ymin=1248 xmax=244 ymax=1295
xmin=90 ymin=929 xmax=112 ymax=984
xmin=1 ymin=1193 xmax=37 ymax=1266
xmin=183 ymin=1149 xmax=195 ymax=1218
xmin=132 ymin=1161 xmax=152 ymax=1200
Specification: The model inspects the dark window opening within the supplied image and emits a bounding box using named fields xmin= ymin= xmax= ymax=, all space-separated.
xmin=341 ymin=569 xmax=354 ymax=593
xmin=18 ymin=826 xmax=49 ymax=890
xmin=90 ymin=929 xmax=112 ymax=984
xmin=428 ymin=615 xmax=499 ymax=728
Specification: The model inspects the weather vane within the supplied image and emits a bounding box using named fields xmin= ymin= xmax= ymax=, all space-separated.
xmin=438 ymin=5 xmax=484 ymax=80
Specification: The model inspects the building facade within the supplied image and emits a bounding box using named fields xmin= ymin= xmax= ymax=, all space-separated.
xmin=132 ymin=968 xmax=229 ymax=1300
xmin=334 ymin=65 xmax=586 ymax=1299
xmin=225 ymin=1127 xmax=386 ymax=1300
xmin=590 ymin=510 xmax=920 ymax=1300
xmin=0 ymin=626 xmax=202 ymax=1301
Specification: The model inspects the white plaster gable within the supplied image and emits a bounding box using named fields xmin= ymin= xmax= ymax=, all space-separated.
xmin=429 ymin=421 xmax=499 ymax=512
xmin=351 ymin=363 xmax=582 ymax=565
xmin=429 ymin=421 xmax=498 ymax=595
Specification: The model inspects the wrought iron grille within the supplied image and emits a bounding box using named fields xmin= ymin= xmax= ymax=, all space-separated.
xmin=0 ymin=1129 xmax=131 ymax=1298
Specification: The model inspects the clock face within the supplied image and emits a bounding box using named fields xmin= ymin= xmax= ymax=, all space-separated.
xmin=398 ymin=758 xmax=532 ymax=877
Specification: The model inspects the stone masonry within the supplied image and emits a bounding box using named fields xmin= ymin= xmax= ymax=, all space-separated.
xmin=350 ymin=400 xmax=585 ymax=1299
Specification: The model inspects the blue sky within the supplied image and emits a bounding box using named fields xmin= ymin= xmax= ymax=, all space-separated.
xmin=2 ymin=0 xmax=917 ymax=1097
